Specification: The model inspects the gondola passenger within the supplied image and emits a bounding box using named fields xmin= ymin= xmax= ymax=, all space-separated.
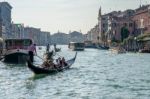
xmin=62 ymin=57 xmax=68 ymax=66
xmin=42 ymin=60 xmax=55 ymax=69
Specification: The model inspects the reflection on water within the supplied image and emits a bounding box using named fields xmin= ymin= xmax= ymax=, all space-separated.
xmin=0 ymin=45 xmax=150 ymax=99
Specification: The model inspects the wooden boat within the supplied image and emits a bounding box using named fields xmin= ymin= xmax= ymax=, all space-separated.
xmin=109 ymin=47 xmax=126 ymax=54
xmin=27 ymin=52 xmax=77 ymax=74
xmin=96 ymin=45 xmax=109 ymax=50
xmin=139 ymin=49 xmax=150 ymax=53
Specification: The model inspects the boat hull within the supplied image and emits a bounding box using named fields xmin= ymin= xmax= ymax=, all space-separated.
xmin=55 ymin=48 xmax=61 ymax=52
xmin=139 ymin=49 xmax=150 ymax=53
xmin=27 ymin=52 xmax=77 ymax=74
xmin=73 ymin=48 xmax=84 ymax=51
xmin=96 ymin=45 xmax=109 ymax=50
xmin=4 ymin=49 xmax=29 ymax=64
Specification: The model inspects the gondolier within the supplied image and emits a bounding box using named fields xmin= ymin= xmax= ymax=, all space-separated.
xmin=28 ymin=44 xmax=37 ymax=62
xmin=46 ymin=43 xmax=50 ymax=53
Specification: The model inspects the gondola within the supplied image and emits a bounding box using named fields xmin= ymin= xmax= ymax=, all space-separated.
xmin=55 ymin=48 xmax=61 ymax=52
xmin=27 ymin=52 xmax=77 ymax=74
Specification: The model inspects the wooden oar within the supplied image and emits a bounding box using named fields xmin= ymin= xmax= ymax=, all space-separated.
xmin=36 ymin=55 xmax=45 ymax=61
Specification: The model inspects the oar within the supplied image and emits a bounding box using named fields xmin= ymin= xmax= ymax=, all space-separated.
xmin=36 ymin=55 xmax=45 ymax=61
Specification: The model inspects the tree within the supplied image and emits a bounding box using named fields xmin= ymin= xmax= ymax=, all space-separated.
xmin=121 ymin=27 xmax=129 ymax=42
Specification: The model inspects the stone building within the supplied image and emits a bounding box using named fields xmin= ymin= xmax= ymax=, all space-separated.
xmin=0 ymin=2 xmax=12 ymax=38
xmin=98 ymin=7 xmax=135 ymax=47
xmin=87 ymin=25 xmax=99 ymax=44
xmin=24 ymin=27 xmax=51 ymax=45
xmin=40 ymin=31 xmax=51 ymax=45
xmin=24 ymin=27 xmax=41 ymax=45
xmin=69 ymin=31 xmax=84 ymax=43
xmin=132 ymin=5 xmax=150 ymax=35
xmin=86 ymin=31 xmax=92 ymax=41
xmin=51 ymin=32 xmax=69 ymax=45
xmin=107 ymin=12 xmax=134 ymax=42
xmin=87 ymin=4 xmax=150 ymax=50
xmin=11 ymin=23 xmax=24 ymax=38
xmin=98 ymin=8 xmax=124 ymax=46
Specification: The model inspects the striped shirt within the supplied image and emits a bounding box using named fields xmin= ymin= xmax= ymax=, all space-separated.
xmin=28 ymin=44 xmax=36 ymax=52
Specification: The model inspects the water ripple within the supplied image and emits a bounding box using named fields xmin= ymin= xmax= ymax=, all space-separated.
xmin=0 ymin=45 xmax=150 ymax=99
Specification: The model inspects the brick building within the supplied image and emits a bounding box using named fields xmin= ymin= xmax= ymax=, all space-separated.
xmin=132 ymin=5 xmax=150 ymax=35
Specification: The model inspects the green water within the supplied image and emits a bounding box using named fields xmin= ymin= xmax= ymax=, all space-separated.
xmin=0 ymin=45 xmax=150 ymax=99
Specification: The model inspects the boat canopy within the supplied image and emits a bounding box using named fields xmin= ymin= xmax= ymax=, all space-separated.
xmin=5 ymin=39 xmax=32 ymax=50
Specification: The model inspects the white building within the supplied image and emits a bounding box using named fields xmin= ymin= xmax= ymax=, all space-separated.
xmin=40 ymin=31 xmax=51 ymax=45
xmin=24 ymin=27 xmax=41 ymax=45
xmin=12 ymin=23 xmax=24 ymax=38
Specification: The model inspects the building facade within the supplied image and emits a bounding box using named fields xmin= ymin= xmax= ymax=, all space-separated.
xmin=98 ymin=8 xmax=135 ymax=46
xmin=132 ymin=5 xmax=150 ymax=35
xmin=0 ymin=2 xmax=12 ymax=38
xmin=24 ymin=27 xmax=41 ymax=45
xmin=12 ymin=23 xmax=24 ymax=38
xmin=40 ymin=31 xmax=51 ymax=45
xmin=107 ymin=15 xmax=134 ymax=42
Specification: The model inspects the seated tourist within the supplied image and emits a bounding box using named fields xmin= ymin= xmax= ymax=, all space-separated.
xmin=41 ymin=58 xmax=55 ymax=69
xmin=56 ymin=57 xmax=63 ymax=69
xmin=62 ymin=57 xmax=68 ymax=66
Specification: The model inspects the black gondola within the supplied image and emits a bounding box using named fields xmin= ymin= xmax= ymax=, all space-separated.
xmin=27 ymin=52 xmax=77 ymax=74
xmin=55 ymin=48 xmax=61 ymax=52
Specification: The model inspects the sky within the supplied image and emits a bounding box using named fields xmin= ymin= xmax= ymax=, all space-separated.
xmin=1 ymin=0 xmax=150 ymax=34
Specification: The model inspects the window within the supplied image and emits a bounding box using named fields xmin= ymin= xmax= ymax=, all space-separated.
xmin=103 ymin=30 xmax=105 ymax=33
xmin=129 ymin=23 xmax=133 ymax=27
xmin=103 ymin=24 xmax=105 ymax=27
xmin=148 ymin=6 xmax=150 ymax=15
xmin=124 ymin=23 xmax=127 ymax=27
xmin=102 ymin=18 xmax=105 ymax=20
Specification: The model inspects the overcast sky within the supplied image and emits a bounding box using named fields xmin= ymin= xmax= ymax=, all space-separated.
xmin=1 ymin=0 xmax=150 ymax=34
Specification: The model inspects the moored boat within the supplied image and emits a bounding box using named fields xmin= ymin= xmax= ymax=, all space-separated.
xmin=27 ymin=52 xmax=77 ymax=74
xmin=96 ymin=45 xmax=109 ymax=50
xmin=139 ymin=49 xmax=150 ymax=53
xmin=109 ymin=47 xmax=126 ymax=54
xmin=3 ymin=39 xmax=33 ymax=64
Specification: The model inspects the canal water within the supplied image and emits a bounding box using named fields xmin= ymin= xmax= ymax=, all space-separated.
xmin=0 ymin=45 xmax=150 ymax=99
